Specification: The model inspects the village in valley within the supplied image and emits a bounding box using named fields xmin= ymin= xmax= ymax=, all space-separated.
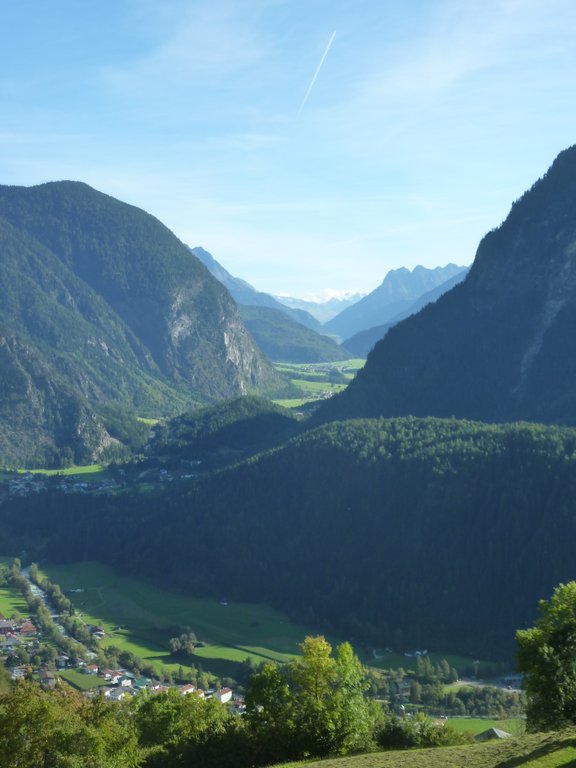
xmin=0 ymin=563 xmax=244 ymax=711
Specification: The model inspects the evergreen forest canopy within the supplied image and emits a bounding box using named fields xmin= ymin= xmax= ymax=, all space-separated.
xmin=148 ymin=395 xmax=301 ymax=467
xmin=238 ymin=304 xmax=349 ymax=363
xmin=3 ymin=416 xmax=576 ymax=659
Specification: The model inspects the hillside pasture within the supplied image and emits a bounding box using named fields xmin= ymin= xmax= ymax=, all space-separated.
xmin=276 ymin=728 xmax=576 ymax=768
xmin=447 ymin=718 xmax=525 ymax=735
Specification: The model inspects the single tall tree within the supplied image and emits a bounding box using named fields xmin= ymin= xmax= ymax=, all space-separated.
xmin=517 ymin=581 xmax=576 ymax=731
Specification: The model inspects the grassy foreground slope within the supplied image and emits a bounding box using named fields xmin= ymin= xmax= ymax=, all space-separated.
xmin=276 ymin=729 xmax=576 ymax=768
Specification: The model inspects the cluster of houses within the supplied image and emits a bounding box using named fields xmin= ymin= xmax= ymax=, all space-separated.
xmin=77 ymin=663 xmax=239 ymax=706
xmin=0 ymin=616 xmax=37 ymax=640
xmin=1 ymin=617 xmax=244 ymax=710
xmin=0 ymin=464 xmax=205 ymax=499
xmin=1 ymin=472 xmax=120 ymax=497
xmin=0 ymin=611 xmax=244 ymax=711
xmin=0 ymin=615 xmax=61 ymax=687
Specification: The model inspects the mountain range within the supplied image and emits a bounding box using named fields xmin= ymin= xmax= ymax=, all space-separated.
xmin=193 ymin=246 xmax=469 ymax=360
xmin=0 ymin=182 xmax=281 ymax=466
xmin=324 ymin=263 xmax=468 ymax=341
xmin=274 ymin=292 xmax=365 ymax=324
xmin=343 ymin=268 xmax=469 ymax=357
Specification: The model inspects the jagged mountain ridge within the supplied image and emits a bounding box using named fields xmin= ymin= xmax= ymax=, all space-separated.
xmin=343 ymin=268 xmax=469 ymax=357
xmin=324 ymin=264 xmax=468 ymax=340
xmin=0 ymin=182 xmax=281 ymax=466
xmin=318 ymin=145 xmax=576 ymax=426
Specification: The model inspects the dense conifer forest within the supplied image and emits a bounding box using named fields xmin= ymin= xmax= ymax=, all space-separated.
xmin=2 ymin=416 xmax=576 ymax=658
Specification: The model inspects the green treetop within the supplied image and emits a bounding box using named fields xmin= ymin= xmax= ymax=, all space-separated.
xmin=517 ymin=581 xmax=576 ymax=731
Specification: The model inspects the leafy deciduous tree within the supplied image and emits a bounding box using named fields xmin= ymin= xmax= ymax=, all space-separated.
xmin=517 ymin=581 xmax=576 ymax=731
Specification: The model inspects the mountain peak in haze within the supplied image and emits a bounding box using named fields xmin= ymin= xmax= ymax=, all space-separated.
xmin=324 ymin=263 xmax=467 ymax=339
xmin=191 ymin=246 xmax=321 ymax=331
xmin=274 ymin=291 xmax=365 ymax=323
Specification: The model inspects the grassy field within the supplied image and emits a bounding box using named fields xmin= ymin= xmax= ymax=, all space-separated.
xmin=290 ymin=378 xmax=348 ymax=394
xmin=39 ymin=561 xmax=336 ymax=678
xmin=273 ymin=360 xmax=365 ymax=408
xmin=276 ymin=728 xmax=576 ymax=768
xmin=33 ymin=561 xmax=502 ymax=682
xmin=274 ymin=397 xmax=312 ymax=408
xmin=0 ymin=584 xmax=29 ymax=618
xmin=274 ymin=360 xmax=365 ymax=374
xmin=0 ymin=559 xmax=26 ymax=618
xmin=59 ymin=668 xmax=111 ymax=692
xmin=447 ymin=718 xmax=525 ymax=736
xmin=17 ymin=464 xmax=109 ymax=478
xmin=368 ymin=651 xmax=495 ymax=676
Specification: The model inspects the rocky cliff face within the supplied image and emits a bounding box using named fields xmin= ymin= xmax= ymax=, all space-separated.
xmin=0 ymin=182 xmax=281 ymax=465
xmin=318 ymin=145 xmax=576 ymax=426
xmin=0 ymin=332 xmax=113 ymax=466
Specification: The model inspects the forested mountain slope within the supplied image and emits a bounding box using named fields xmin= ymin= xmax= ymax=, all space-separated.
xmin=319 ymin=146 xmax=576 ymax=426
xmin=0 ymin=182 xmax=281 ymax=465
xmin=239 ymin=305 xmax=349 ymax=362
xmin=4 ymin=416 xmax=576 ymax=658
xmin=149 ymin=395 xmax=301 ymax=467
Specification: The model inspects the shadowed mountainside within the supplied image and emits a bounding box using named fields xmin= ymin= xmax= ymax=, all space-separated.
xmin=318 ymin=146 xmax=576 ymax=427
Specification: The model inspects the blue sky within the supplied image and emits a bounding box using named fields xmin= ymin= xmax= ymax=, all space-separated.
xmin=2 ymin=0 xmax=576 ymax=298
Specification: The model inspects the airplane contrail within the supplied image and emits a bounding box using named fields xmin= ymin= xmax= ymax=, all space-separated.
xmin=298 ymin=30 xmax=336 ymax=115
